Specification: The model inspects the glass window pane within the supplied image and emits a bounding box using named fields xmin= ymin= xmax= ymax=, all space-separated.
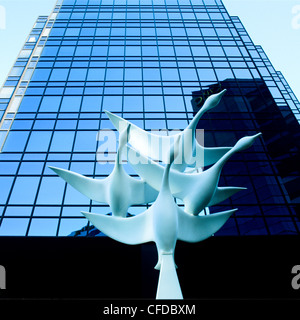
xmin=68 ymin=68 xmax=88 ymax=81
xmin=74 ymin=46 xmax=92 ymax=56
xmin=143 ymin=68 xmax=161 ymax=81
xmin=33 ymin=206 xmax=61 ymax=217
xmin=2 ymin=131 xmax=29 ymax=152
xmin=208 ymin=46 xmax=225 ymax=57
xmin=124 ymin=68 xmax=142 ymax=81
xmin=105 ymin=68 xmax=124 ymax=81
xmin=215 ymin=28 xmax=231 ymax=37
xmin=126 ymin=46 xmax=141 ymax=56
xmin=56 ymin=119 xmax=77 ymax=130
xmin=11 ymin=120 xmax=34 ymax=130
xmin=164 ymin=96 xmax=185 ymax=112
xmin=145 ymin=119 xmax=166 ymax=130
xmin=33 ymin=120 xmax=55 ymax=130
xmin=179 ymin=68 xmax=198 ymax=81
xmin=0 ymin=162 xmax=19 ymax=174
xmin=158 ymin=46 xmax=175 ymax=56
xmin=224 ymin=46 xmax=241 ymax=57
xmin=26 ymin=131 xmax=52 ymax=152
xmin=126 ymin=28 xmax=141 ymax=36
xmin=197 ymin=68 xmax=217 ymax=81
xmin=215 ymin=68 xmax=234 ymax=81
xmin=191 ymin=46 xmax=208 ymax=57
xmin=31 ymin=68 xmax=51 ymax=81
xmin=65 ymin=28 xmax=80 ymax=36
xmin=95 ymin=28 xmax=110 ymax=36
xmin=74 ymin=131 xmax=98 ymax=152
xmin=18 ymin=96 xmax=42 ymax=112
xmin=81 ymin=95 xmax=102 ymax=112
xmin=123 ymin=95 xmax=143 ymax=112
xmin=19 ymin=49 xmax=32 ymax=58
xmin=10 ymin=67 xmax=24 ymax=76
xmin=39 ymin=96 xmax=62 ymax=112
xmin=28 ymin=219 xmax=58 ymax=236
xmin=50 ymin=28 xmax=65 ymax=36
xmin=80 ymin=27 xmax=96 ymax=36
xmin=50 ymin=68 xmax=69 ymax=81
xmin=175 ymin=46 xmax=192 ymax=56
xmin=60 ymin=95 xmax=82 ymax=112
xmin=58 ymin=219 xmax=88 ymax=236
xmin=37 ymin=177 xmax=65 ymax=204
xmin=71 ymin=12 xmax=85 ymax=19
xmin=58 ymin=46 xmax=75 ymax=56
xmin=102 ymin=95 xmax=122 ymax=112
xmin=50 ymin=131 xmax=75 ymax=152
xmin=171 ymin=28 xmax=186 ymax=36
xmin=144 ymin=96 xmax=164 ymax=112
xmin=142 ymin=46 xmax=158 ymax=56
xmin=186 ymin=28 xmax=201 ymax=36
xmin=233 ymin=68 xmax=253 ymax=79
xmin=141 ymin=28 xmax=155 ymax=36
xmin=161 ymin=68 xmax=180 ymax=81
xmin=202 ymin=28 xmax=217 ymax=37
xmin=108 ymin=46 xmax=125 ymax=56
xmin=9 ymin=177 xmax=40 ymax=204
xmin=87 ymin=68 xmax=105 ymax=81
xmin=111 ymin=28 xmax=125 ymax=36
xmin=0 ymin=177 xmax=14 ymax=204
xmin=19 ymin=162 xmax=44 ymax=175
xmin=64 ymin=184 xmax=91 ymax=205
xmin=0 ymin=218 xmax=30 ymax=236
xmin=78 ymin=119 xmax=99 ymax=130
xmin=5 ymin=206 xmax=32 ymax=217
xmin=41 ymin=46 xmax=59 ymax=57
xmin=156 ymin=28 xmax=171 ymax=36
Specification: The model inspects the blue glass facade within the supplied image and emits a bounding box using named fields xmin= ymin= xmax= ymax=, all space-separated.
xmin=0 ymin=0 xmax=299 ymax=236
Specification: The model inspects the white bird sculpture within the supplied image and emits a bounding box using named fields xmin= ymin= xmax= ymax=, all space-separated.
xmin=81 ymin=137 xmax=237 ymax=299
xmin=49 ymin=124 xmax=158 ymax=217
xmin=48 ymin=88 xmax=263 ymax=299
xmin=105 ymin=89 xmax=231 ymax=171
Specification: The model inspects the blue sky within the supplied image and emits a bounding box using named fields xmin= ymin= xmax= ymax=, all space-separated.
xmin=0 ymin=0 xmax=299 ymax=100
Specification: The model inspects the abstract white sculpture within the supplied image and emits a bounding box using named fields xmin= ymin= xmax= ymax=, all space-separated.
xmin=105 ymin=90 xmax=231 ymax=171
xmin=50 ymin=90 xmax=262 ymax=299
xmin=49 ymin=124 xmax=158 ymax=217
xmin=81 ymin=137 xmax=237 ymax=299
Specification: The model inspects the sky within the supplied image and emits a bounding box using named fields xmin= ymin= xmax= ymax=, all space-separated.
xmin=0 ymin=0 xmax=299 ymax=100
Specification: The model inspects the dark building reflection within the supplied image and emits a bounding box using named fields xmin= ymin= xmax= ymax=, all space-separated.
xmin=191 ymin=79 xmax=300 ymax=235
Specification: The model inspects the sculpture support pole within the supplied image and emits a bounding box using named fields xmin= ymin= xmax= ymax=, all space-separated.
xmin=156 ymin=254 xmax=183 ymax=300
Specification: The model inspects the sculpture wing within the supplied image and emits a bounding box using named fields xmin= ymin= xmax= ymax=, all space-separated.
xmin=208 ymin=187 xmax=246 ymax=206
xmin=177 ymin=208 xmax=237 ymax=243
xmin=49 ymin=166 xmax=108 ymax=203
xmin=81 ymin=210 xmax=154 ymax=245
xmin=106 ymin=110 xmax=171 ymax=162
xmin=126 ymin=175 xmax=159 ymax=204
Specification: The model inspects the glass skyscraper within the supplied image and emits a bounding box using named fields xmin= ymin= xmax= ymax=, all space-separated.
xmin=0 ymin=0 xmax=299 ymax=238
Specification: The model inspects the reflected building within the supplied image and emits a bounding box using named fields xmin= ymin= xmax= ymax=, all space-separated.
xmin=0 ymin=0 xmax=299 ymax=237
xmin=192 ymin=79 xmax=300 ymax=235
